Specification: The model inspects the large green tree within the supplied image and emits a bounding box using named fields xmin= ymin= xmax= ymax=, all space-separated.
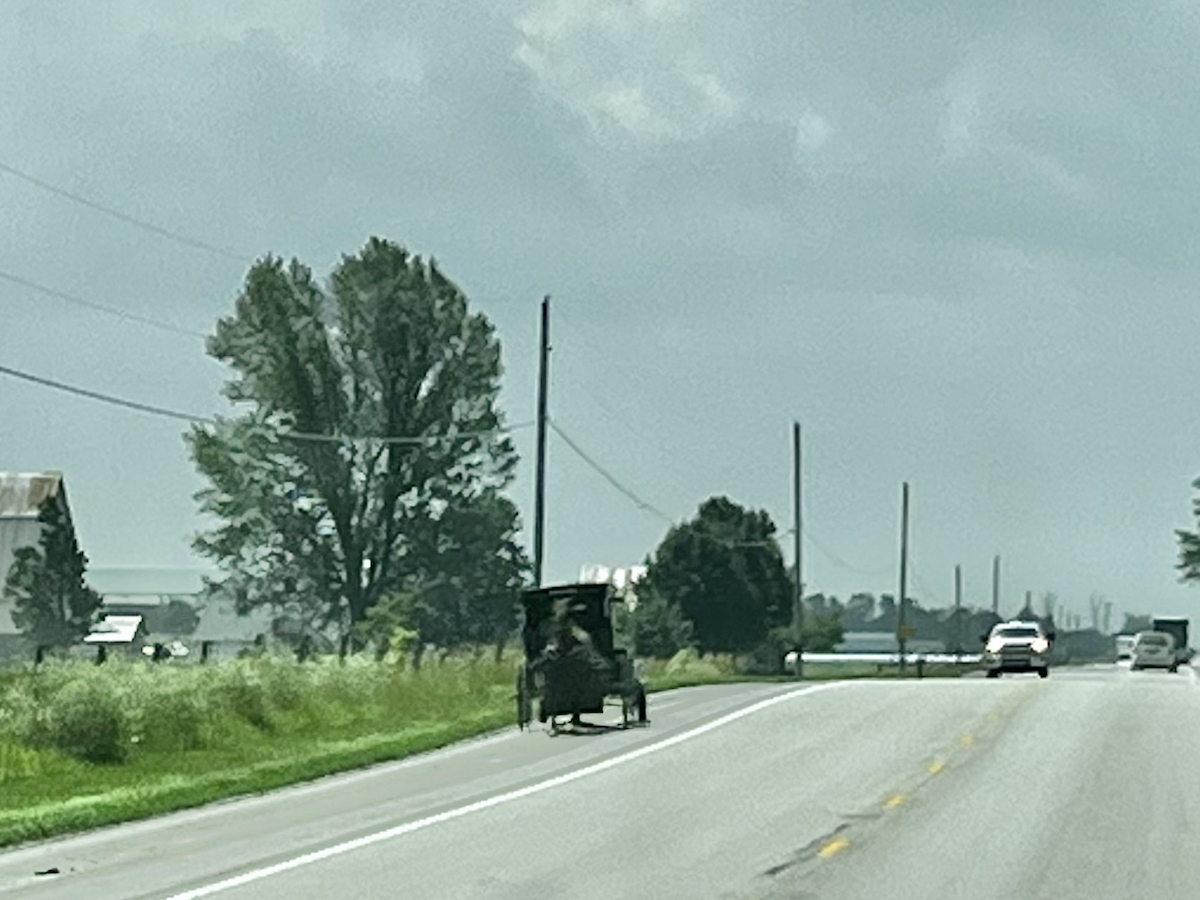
xmin=638 ymin=496 xmax=791 ymax=654
xmin=3 ymin=497 xmax=102 ymax=649
xmin=187 ymin=237 xmax=522 ymax=644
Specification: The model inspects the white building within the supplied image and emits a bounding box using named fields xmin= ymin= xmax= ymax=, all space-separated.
xmin=578 ymin=564 xmax=648 ymax=608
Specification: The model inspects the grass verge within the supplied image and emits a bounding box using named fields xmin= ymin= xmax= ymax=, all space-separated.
xmin=0 ymin=650 xmax=976 ymax=849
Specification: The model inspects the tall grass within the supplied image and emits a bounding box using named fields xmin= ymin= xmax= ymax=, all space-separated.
xmin=0 ymin=651 xmax=522 ymax=846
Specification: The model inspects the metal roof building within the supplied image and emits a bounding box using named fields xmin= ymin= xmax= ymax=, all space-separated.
xmin=0 ymin=472 xmax=74 ymax=659
xmin=0 ymin=472 xmax=70 ymax=629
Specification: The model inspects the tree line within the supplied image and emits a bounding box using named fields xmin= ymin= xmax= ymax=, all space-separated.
xmin=5 ymin=236 xmax=1196 ymax=662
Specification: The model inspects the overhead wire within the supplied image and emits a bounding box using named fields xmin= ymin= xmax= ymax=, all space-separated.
xmin=548 ymin=418 xmax=674 ymax=524
xmin=1 ymin=160 xmax=537 ymax=446
xmin=0 ymin=363 xmax=214 ymax=425
xmin=0 ymin=160 xmax=253 ymax=264
xmin=0 ymin=362 xmax=533 ymax=444
xmin=0 ymin=269 xmax=208 ymax=339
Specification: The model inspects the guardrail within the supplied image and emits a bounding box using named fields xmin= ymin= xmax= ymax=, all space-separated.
xmin=799 ymin=652 xmax=982 ymax=664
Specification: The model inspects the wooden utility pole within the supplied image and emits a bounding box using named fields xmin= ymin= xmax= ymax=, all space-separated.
xmin=793 ymin=422 xmax=804 ymax=679
xmin=532 ymin=296 xmax=550 ymax=588
xmin=991 ymin=555 xmax=1000 ymax=617
xmin=896 ymin=481 xmax=910 ymax=670
xmin=954 ymin=563 xmax=963 ymax=656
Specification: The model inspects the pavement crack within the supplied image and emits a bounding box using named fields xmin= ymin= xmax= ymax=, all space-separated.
xmin=762 ymin=823 xmax=850 ymax=877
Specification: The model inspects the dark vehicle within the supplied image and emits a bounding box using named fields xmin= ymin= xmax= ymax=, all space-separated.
xmin=516 ymin=582 xmax=647 ymax=734
xmin=1150 ymin=616 xmax=1191 ymax=666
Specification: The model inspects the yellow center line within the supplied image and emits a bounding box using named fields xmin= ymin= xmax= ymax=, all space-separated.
xmin=928 ymin=758 xmax=946 ymax=775
xmin=817 ymin=836 xmax=851 ymax=858
xmin=883 ymin=793 xmax=908 ymax=809
xmin=959 ymin=733 xmax=975 ymax=747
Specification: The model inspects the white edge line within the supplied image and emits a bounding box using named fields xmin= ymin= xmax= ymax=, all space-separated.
xmin=161 ymin=681 xmax=844 ymax=899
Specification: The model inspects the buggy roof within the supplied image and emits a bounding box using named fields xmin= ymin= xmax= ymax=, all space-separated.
xmin=521 ymin=582 xmax=620 ymax=613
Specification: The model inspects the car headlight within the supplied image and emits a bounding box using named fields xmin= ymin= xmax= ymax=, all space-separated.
xmin=1030 ymin=639 xmax=1049 ymax=655
xmin=986 ymin=639 xmax=1005 ymax=653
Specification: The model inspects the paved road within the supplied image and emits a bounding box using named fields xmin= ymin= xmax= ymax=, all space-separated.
xmin=0 ymin=666 xmax=1196 ymax=899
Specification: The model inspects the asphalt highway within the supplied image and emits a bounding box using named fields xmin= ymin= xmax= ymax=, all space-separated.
xmin=0 ymin=664 xmax=1195 ymax=899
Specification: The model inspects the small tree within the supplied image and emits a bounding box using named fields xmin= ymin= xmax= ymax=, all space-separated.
xmin=638 ymin=496 xmax=791 ymax=654
xmin=615 ymin=587 xmax=695 ymax=658
xmin=1176 ymin=475 xmax=1200 ymax=583
xmin=3 ymin=497 xmax=102 ymax=649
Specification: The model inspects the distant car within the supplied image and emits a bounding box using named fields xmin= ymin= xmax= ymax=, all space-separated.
xmin=982 ymin=620 xmax=1052 ymax=679
xmin=1115 ymin=635 xmax=1136 ymax=662
xmin=1131 ymin=631 xmax=1177 ymax=672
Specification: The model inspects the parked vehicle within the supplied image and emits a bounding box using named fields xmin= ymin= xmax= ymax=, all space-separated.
xmin=1115 ymin=634 xmax=1135 ymax=662
xmin=1131 ymin=631 xmax=1177 ymax=672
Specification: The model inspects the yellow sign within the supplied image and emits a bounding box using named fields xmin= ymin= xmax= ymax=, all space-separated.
xmin=897 ymin=625 xmax=917 ymax=641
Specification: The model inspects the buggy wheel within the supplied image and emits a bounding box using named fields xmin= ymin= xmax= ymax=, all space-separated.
xmin=516 ymin=668 xmax=533 ymax=730
xmin=635 ymin=684 xmax=648 ymax=723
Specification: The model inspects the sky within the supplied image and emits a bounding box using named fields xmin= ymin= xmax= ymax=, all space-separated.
xmin=3 ymin=0 xmax=1200 ymax=627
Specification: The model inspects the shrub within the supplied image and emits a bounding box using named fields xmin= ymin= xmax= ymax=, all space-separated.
xmin=0 ymin=739 xmax=41 ymax=782
xmin=136 ymin=674 xmax=214 ymax=753
xmin=42 ymin=676 xmax=131 ymax=764
xmin=211 ymin=661 xmax=274 ymax=731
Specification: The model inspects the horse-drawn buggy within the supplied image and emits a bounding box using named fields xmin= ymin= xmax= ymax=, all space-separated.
xmin=516 ymin=582 xmax=648 ymax=734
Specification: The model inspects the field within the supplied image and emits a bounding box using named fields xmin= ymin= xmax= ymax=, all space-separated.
xmin=0 ymin=650 xmax=976 ymax=848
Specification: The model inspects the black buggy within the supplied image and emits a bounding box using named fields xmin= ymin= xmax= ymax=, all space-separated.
xmin=515 ymin=582 xmax=648 ymax=734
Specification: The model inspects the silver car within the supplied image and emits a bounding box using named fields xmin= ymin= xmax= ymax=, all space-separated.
xmin=1131 ymin=631 xmax=1177 ymax=672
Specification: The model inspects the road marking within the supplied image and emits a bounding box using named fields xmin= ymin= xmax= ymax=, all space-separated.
xmin=928 ymin=759 xmax=945 ymax=775
xmin=882 ymin=793 xmax=908 ymax=809
xmin=817 ymin=836 xmax=850 ymax=858
xmin=959 ymin=733 xmax=975 ymax=747
xmin=161 ymin=682 xmax=845 ymax=900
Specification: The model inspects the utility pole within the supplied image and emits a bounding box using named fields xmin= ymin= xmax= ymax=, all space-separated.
xmin=793 ymin=421 xmax=804 ymax=679
xmin=991 ymin=555 xmax=1000 ymax=617
xmin=954 ymin=564 xmax=963 ymax=657
xmin=896 ymin=481 xmax=910 ymax=671
xmin=532 ymin=296 xmax=550 ymax=588
xmin=1024 ymin=589 xmax=1032 ymax=617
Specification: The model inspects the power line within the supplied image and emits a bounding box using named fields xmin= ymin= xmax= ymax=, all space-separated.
xmin=1 ymin=160 xmax=537 ymax=444
xmin=0 ymin=160 xmax=252 ymax=264
xmin=800 ymin=520 xmax=893 ymax=578
xmin=0 ymin=363 xmax=213 ymax=425
xmin=0 ymin=269 xmax=207 ymax=339
xmin=0 ymin=361 xmax=534 ymax=444
xmin=548 ymin=418 xmax=673 ymax=524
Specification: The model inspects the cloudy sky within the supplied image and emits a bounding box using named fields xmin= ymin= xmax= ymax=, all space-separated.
xmin=4 ymin=0 xmax=1200 ymax=625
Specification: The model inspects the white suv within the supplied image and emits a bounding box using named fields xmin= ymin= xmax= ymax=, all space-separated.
xmin=982 ymin=620 xmax=1053 ymax=679
xmin=1131 ymin=631 xmax=1177 ymax=672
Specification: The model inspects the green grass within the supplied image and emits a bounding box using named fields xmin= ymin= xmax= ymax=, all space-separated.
xmin=0 ymin=649 xmax=977 ymax=849
xmin=0 ymin=653 xmax=515 ymax=848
